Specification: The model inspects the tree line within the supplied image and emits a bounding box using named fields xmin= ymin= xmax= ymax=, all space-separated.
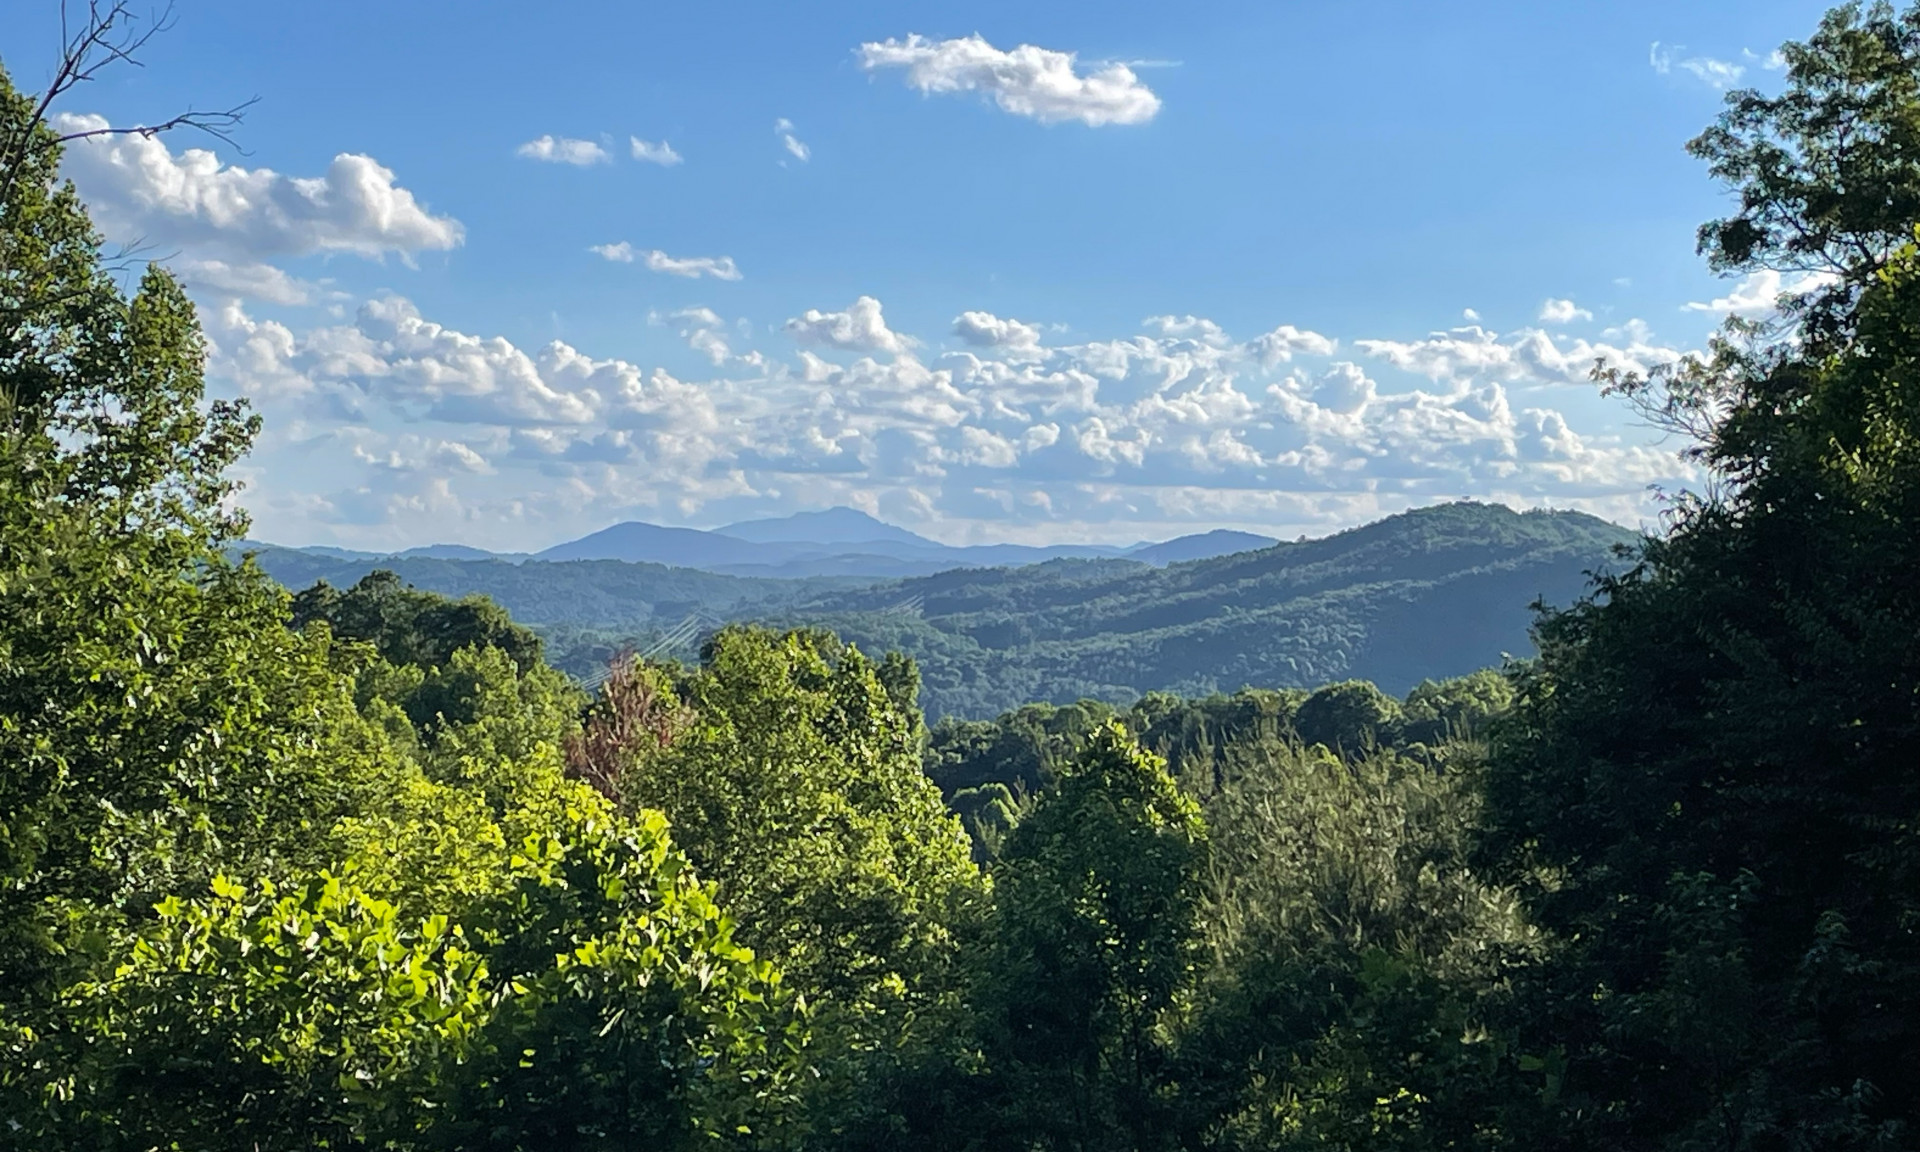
xmin=5 ymin=1 xmax=1920 ymax=1147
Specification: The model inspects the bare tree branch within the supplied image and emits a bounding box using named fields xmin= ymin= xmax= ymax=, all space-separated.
xmin=1 ymin=0 xmax=255 ymax=210
xmin=52 ymin=98 xmax=258 ymax=151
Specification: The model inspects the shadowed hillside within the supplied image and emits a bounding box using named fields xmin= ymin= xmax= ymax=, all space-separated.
xmin=773 ymin=502 xmax=1637 ymax=717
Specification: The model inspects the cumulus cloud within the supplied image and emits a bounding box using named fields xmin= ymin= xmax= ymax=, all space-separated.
xmin=516 ymin=135 xmax=610 ymax=165
xmin=1146 ymin=314 xmax=1233 ymax=345
xmin=629 ymin=137 xmax=683 ymax=166
xmin=1683 ymin=269 xmax=1839 ymax=320
xmin=353 ymin=434 xmax=496 ymax=475
xmin=1538 ymin=297 xmax=1593 ymax=324
xmin=353 ymin=296 xmax=606 ymax=425
xmin=175 ymin=258 xmax=317 ymax=306
xmin=953 ymin=310 xmax=1047 ymax=360
xmin=786 ymin=295 xmax=912 ymax=353
xmin=857 ymin=34 xmax=1162 ymax=126
xmin=655 ymin=307 xmax=735 ymax=365
xmin=54 ymin=112 xmax=464 ymax=261
xmin=209 ymin=296 xmax=601 ymax=426
xmin=774 ymin=118 xmax=811 ymax=162
xmin=1246 ymin=323 xmax=1336 ymax=368
xmin=590 ymin=242 xmax=742 ymax=280
xmin=1650 ymin=42 xmax=1745 ymax=89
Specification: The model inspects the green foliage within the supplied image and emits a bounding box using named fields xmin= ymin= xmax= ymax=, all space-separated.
xmin=1293 ymin=679 xmax=1404 ymax=754
xmin=420 ymin=802 xmax=804 ymax=1150
xmin=597 ymin=627 xmax=981 ymax=1009
xmin=1399 ymin=668 xmax=1514 ymax=749
xmin=21 ymin=872 xmax=492 ymax=1148
xmin=1 ymin=73 xmax=256 ymax=544
xmin=567 ymin=627 xmax=983 ymax=1144
xmin=291 ymin=569 xmax=546 ymax=674
xmin=0 ymin=67 xmax=803 ymax=1146
xmin=1691 ymin=1 xmax=1920 ymax=339
xmin=1128 ymin=687 xmax=1306 ymax=797
xmin=928 ymin=674 xmax=1508 ymax=828
xmin=1481 ymin=11 xmax=1920 ymax=1144
xmin=975 ymin=723 xmax=1209 ymax=1151
xmin=0 ymin=62 xmax=391 ymax=1011
xmin=926 ymin=697 xmax=1120 ymax=797
xmin=15 ymin=798 xmax=802 ymax=1151
xmin=1185 ymin=741 xmax=1537 ymax=1150
xmin=0 ymin=498 xmax=398 ymax=987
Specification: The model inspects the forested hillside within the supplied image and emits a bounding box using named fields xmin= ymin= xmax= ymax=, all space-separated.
xmin=6 ymin=4 xmax=1920 ymax=1150
xmin=780 ymin=500 xmax=1634 ymax=717
xmin=252 ymin=502 xmax=1634 ymax=719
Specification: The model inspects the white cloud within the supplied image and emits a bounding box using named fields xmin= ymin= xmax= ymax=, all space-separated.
xmin=953 ymin=310 xmax=1047 ymax=360
xmin=516 ymin=135 xmax=610 ymax=165
xmin=1075 ymin=416 xmax=1149 ymax=468
xmin=629 ymin=137 xmax=684 ymax=166
xmin=354 ymin=296 xmax=604 ymax=425
xmin=1649 ymin=42 xmax=1745 ymax=89
xmin=1683 ymin=269 xmax=1839 ymax=320
xmin=590 ymin=242 xmax=742 ymax=280
xmin=1538 ymin=297 xmax=1593 ymax=324
xmin=1246 ymin=323 xmax=1336 ymax=368
xmin=857 ymin=34 xmax=1162 ymax=126
xmin=353 ymin=435 xmax=495 ymax=476
xmin=588 ymin=241 xmax=637 ymax=263
xmin=785 ymin=295 xmax=912 ymax=353
xmin=54 ymin=112 xmax=463 ymax=261
xmin=175 ymin=258 xmax=317 ymax=306
xmin=1146 ymin=314 xmax=1233 ymax=345
xmin=775 ymin=118 xmax=811 ymax=162
xmin=210 ymin=295 xmax=603 ymax=426
xmin=657 ymin=306 xmax=735 ymax=365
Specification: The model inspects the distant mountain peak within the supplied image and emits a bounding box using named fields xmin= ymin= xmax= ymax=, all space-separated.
xmin=1126 ymin=529 xmax=1279 ymax=567
xmin=714 ymin=506 xmax=937 ymax=548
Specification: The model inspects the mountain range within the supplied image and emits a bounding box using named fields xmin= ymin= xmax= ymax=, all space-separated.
xmin=757 ymin=501 xmax=1637 ymax=717
xmin=253 ymin=507 xmax=1279 ymax=580
xmin=245 ymin=501 xmax=1641 ymax=719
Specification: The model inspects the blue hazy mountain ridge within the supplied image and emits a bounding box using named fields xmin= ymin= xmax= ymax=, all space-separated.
xmin=396 ymin=543 xmax=517 ymax=561
xmin=1124 ymin=529 xmax=1280 ymax=566
xmin=534 ymin=521 xmax=774 ymax=568
xmin=523 ymin=507 xmax=1271 ymax=577
xmin=254 ymin=507 xmax=1277 ymax=578
xmin=244 ymin=542 xmax=528 ymax=562
xmin=712 ymin=506 xmax=937 ymax=547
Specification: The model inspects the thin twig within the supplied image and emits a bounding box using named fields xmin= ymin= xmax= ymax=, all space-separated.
xmin=0 ymin=0 xmax=255 ymax=209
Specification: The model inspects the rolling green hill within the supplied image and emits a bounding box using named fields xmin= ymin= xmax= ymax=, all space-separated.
xmin=767 ymin=502 xmax=1639 ymax=718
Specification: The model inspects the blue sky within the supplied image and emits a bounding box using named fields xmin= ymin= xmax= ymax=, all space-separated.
xmin=11 ymin=0 xmax=1834 ymax=548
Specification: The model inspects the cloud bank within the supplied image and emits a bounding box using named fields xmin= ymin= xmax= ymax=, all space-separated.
xmin=199 ymin=284 xmax=1691 ymax=549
